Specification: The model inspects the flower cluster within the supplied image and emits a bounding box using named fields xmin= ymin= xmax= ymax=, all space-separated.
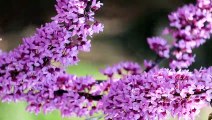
xmin=168 ymin=1 xmax=212 ymax=69
xmin=197 ymin=0 xmax=212 ymax=11
xmin=0 ymin=0 xmax=103 ymax=117
xmin=102 ymin=67 xmax=212 ymax=120
xmin=92 ymin=62 xmax=143 ymax=96
xmin=143 ymin=59 xmax=159 ymax=72
xmin=25 ymin=73 xmax=101 ymax=117
xmin=1 ymin=0 xmax=212 ymax=120
xmin=100 ymin=0 xmax=212 ymax=119
xmin=101 ymin=61 xmax=142 ymax=79
xmin=147 ymin=37 xmax=170 ymax=58
xmin=147 ymin=0 xmax=212 ymax=69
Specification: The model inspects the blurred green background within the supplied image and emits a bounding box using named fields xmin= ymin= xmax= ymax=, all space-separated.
xmin=0 ymin=0 xmax=212 ymax=119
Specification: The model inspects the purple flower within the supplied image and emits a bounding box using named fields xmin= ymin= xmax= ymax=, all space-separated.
xmin=167 ymin=2 xmax=212 ymax=69
xmin=0 ymin=0 xmax=103 ymax=117
xmin=25 ymin=73 xmax=100 ymax=117
xmin=101 ymin=61 xmax=142 ymax=78
xmin=147 ymin=37 xmax=170 ymax=58
xmin=197 ymin=0 xmax=212 ymax=10
xmin=102 ymin=67 xmax=212 ymax=120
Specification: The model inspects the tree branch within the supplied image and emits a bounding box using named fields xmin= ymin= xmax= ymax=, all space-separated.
xmin=54 ymin=89 xmax=103 ymax=101
xmin=55 ymin=88 xmax=211 ymax=102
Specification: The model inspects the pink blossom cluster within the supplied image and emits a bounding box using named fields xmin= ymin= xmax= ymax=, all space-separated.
xmin=25 ymin=73 xmax=100 ymax=117
xmin=102 ymin=67 xmax=212 ymax=120
xmin=147 ymin=0 xmax=212 ymax=69
xmin=197 ymin=0 xmax=212 ymax=11
xmin=100 ymin=1 xmax=212 ymax=119
xmin=101 ymin=61 xmax=142 ymax=78
xmin=23 ymin=61 xmax=143 ymax=117
xmin=168 ymin=2 xmax=212 ymax=69
xmin=143 ymin=59 xmax=159 ymax=72
xmin=147 ymin=37 xmax=170 ymax=58
xmin=95 ymin=62 xmax=143 ymax=95
xmin=0 ymin=0 xmax=103 ymax=117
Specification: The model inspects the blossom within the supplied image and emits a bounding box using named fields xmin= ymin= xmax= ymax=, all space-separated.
xmin=0 ymin=0 xmax=103 ymax=116
xmin=144 ymin=60 xmax=155 ymax=69
xmin=169 ymin=4 xmax=212 ymax=48
xmin=167 ymin=3 xmax=212 ymax=69
xmin=147 ymin=37 xmax=170 ymax=58
xmin=145 ymin=1 xmax=212 ymax=69
xmin=25 ymin=73 xmax=100 ymax=117
xmin=101 ymin=61 xmax=142 ymax=78
xmin=169 ymin=53 xmax=196 ymax=69
xmin=197 ymin=0 xmax=212 ymax=11
xmin=143 ymin=59 xmax=160 ymax=72
xmin=102 ymin=67 xmax=212 ymax=120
